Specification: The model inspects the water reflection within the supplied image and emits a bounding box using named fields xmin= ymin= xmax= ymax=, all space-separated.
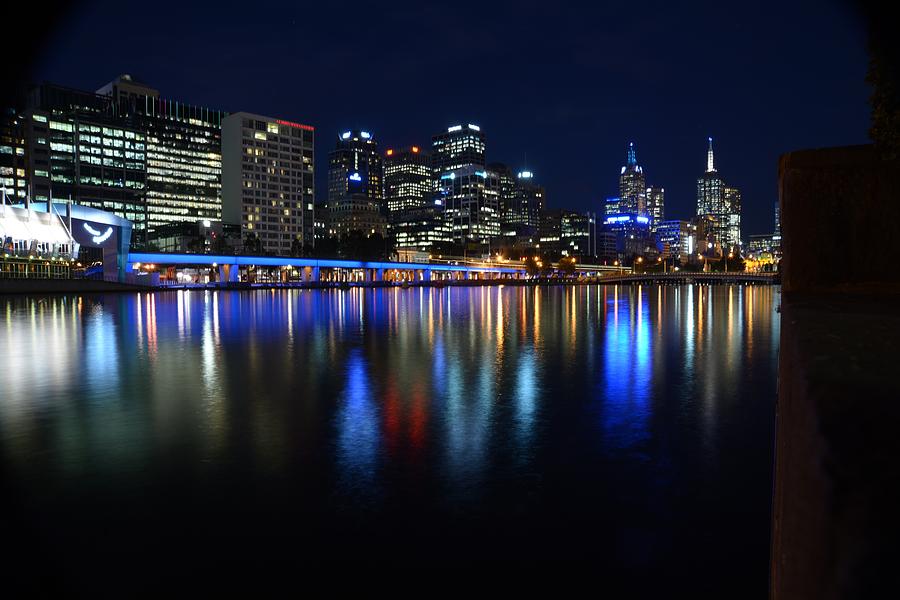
xmin=0 ymin=285 xmax=780 ymax=585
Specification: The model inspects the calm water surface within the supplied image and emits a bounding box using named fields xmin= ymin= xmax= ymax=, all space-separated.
xmin=1 ymin=285 xmax=779 ymax=593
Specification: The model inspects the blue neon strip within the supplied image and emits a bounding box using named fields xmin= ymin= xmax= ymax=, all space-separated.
xmin=126 ymin=253 xmax=525 ymax=274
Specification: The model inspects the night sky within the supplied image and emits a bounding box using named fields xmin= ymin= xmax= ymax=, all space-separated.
xmin=30 ymin=0 xmax=871 ymax=236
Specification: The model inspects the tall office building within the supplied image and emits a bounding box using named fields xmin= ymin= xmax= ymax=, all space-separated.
xmin=438 ymin=165 xmax=500 ymax=250
xmin=696 ymin=137 xmax=730 ymax=247
xmin=384 ymin=145 xmax=430 ymax=214
xmin=503 ymin=169 xmax=544 ymax=231
xmin=96 ymin=75 xmax=224 ymax=234
xmin=327 ymin=129 xmax=383 ymax=211
xmin=385 ymin=145 xmax=446 ymax=250
xmin=604 ymin=196 xmax=621 ymax=217
xmin=431 ymin=124 xmax=485 ymax=191
xmin=222 ymin=112 xmax=315 ymax=255
xmin=723 ymin=186 xmax=742 ymax=249
xmin=18 ymin=83 xmax=149 ymax=238
xmin=619 ymin=142 xmax=646 ymax=214
xmin=646 ymin=186 xmax=665 ymax=231
xmin=0 ymin=108 xmax=27 ymax=202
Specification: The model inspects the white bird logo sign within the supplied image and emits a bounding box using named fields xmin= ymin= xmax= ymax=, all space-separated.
xmin=83 ymin=223 xmax=113 ymax=244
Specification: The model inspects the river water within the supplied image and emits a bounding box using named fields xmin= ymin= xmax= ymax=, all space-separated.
xmin=1 ymin=285 xmax=779 ymax=593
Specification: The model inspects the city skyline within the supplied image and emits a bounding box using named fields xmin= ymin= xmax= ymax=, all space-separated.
xmin=24 ymin=0 xmax=870 ymax=237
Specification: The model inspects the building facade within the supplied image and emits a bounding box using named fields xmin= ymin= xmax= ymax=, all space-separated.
xmin=619 ymin=142 xmax=646 ymax=215
xmin=328 ymin=130 xmax=383 ymax=213
xmin=438 ymin=165 xmax=500 ymax=251
xmin=696 ymin=137 xmax=740 ymax=250
xmin=431 ymin=124 xmax=485 ymax=192
xmin=646 ymin=185 xmax=665 ymax=231
xmin=222 ymin=112 xmax=315 ymax=255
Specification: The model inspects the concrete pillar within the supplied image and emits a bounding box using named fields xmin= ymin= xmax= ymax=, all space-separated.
xmin=375 ymin=269 xmax=383 ymax=282
xmin=311 ymin=267 xmax=320 ymax=282
xmin=421 ymin=269 xmax=431 ymax=282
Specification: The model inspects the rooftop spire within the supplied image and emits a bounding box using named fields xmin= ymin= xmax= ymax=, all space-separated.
xmin=706 ymin=137 xmax=715 ymax=172
xmin=626 ymin=142 xmax=637 ymax=167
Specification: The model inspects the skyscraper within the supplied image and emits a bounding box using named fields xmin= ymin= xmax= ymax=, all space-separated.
xmin=438 ymin=165 xmax=500 ymax=251
xmin=384 ymin=146 xmax=430 ymax=214
xmin=327 ymin=130 xmax=383 ymax=211
xmin=618 ymin=142 xmax=646 ymax=215
xmin=97 ymin=75 xmax=225 ymax=235
xmin=431 ymin=124 xmax=485 ymax=192
xmin=222 ymin=112 xmax=315 ymax=255
xmin=724 ymin=186 xmax=742 ymax=249
xmin=696 ymin=137 xmax=729 ymax=247
xmin=646 ymin=186 xmax=665 ymax=231
xmin=18 ymin=82 xmax=150 ymax=239
xmin=385 ymin=145 xmax=447 ymax=250
xmin=504 ymin=169 xmax=544 ymax=231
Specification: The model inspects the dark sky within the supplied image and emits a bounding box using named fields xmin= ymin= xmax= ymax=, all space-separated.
xmin=31 ymin=0 xmax=870 ymax=235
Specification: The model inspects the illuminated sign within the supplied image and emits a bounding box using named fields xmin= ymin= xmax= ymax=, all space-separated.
xmin=83 ymin=222 xmax=113 ymax=244
xmin=360 ymin=131 xmax=371 ymax=139
xmin=636 ymin=216 xmax=649 ymax=224
xmin=349 ymin=172 xmax=362 ymax=182
xmin=440 ymin=173 xmax=455 ymax=180
xmin=341 ymin=131 xmax=351 ymax=139
xmin=467 ymin=124 xmax=481 ymax=131
xmin=275 ymin=119 xmax=314 ymax=131
xmin=447 ymin=125 xmax=462 ymax=132
xmin=474 ymin=171 xmax=487 ymax=177
xmin=518 ymin=170 xmax=533 ymax=179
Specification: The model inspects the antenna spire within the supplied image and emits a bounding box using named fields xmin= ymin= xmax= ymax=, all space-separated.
xmin=706 ymin=137 xmax=715 ymax=172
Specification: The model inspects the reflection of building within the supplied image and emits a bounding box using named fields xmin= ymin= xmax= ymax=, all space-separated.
xmin=619 ymin=142 xmax=646 ymax=214
xmin=222 ymin=112 xmax=315 ymax=255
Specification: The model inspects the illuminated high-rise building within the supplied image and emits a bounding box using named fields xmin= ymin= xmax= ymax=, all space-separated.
xmin=17 ymin=82 xmax=150 ymax=239
xmin=504 ymin=169 xmax=544 ymax=231
xmin=96 ymin=75 xmax=224 ymax=235
xmin=327 ymin=129 xmax=383 ymax=212
xmin=618 ymin=142 xmax=646 ymax=214
xmin=723 ymin=186 xmax=742 ymax=250
xmin=696 ymin=136 xmax=729 ymax=246
xmin=431 ymin=124 xmax=485 ymax=191
xmin=222 ymin=112 xmax=315 ymax=255
xmin=646 ymin=185 xmax=665 ymax=231
xmin=384 ymin=145 xmax=430 ymax=214
xmin=385 ymin=145 xmax=447 ymax=250
xmin=437 ymin=165 xmax=500 ymax=250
